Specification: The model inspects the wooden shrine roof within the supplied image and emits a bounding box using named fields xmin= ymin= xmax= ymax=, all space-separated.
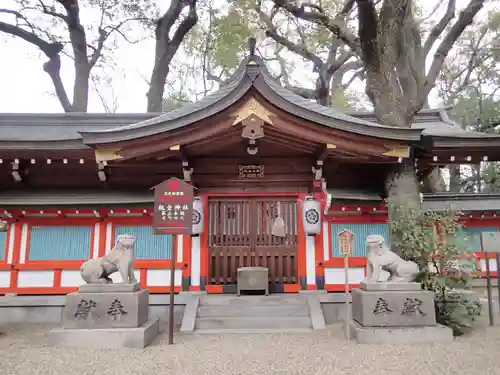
xmin=1 ymin=55 xmax=500 ymax=152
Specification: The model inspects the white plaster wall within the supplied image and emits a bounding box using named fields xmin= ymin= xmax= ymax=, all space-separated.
xmin=480 ymin=258 xmax=498 ymax=273
xmin=325 ymin=267 xmax=365 ymax=285
xmin=6 ymin=223 xmax=16 ymax=264
xmin=147 ymin=269 xmax=182 ymax=286
xmin=0 ymin=271 xmax=10 ymax=287
xmin=322 ymin=222 xmax=329 ymax=262
xmin=190 ymin=236 xmax=201 ymax=286
xmin=19 ymin=224 xmax=29 ymax=264
xmin=105 ymin=223 xmax=113 ymax=254
xmin=305 ymin=235 xmax=316 ymax=285
xmin=109 ymin=269 xmax=141 ymax=283
xmin=60 ymin=270 xmax=85 ymax=287
xmin=177 ymin=234 xmax=183 ymax=262
xmin=17 ymin=270 xmax=54 ymax=287
xmin=92 ymin=223 xmax=100 ymax=259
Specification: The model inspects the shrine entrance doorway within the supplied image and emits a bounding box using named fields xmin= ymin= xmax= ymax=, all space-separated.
xmin=207 ymin=197 xmax=298 ymax=293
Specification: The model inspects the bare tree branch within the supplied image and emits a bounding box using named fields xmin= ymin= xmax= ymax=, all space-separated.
xmin=423 ymin=0 xmax=456 ymax=56
xmin=422 ymin=0 xmax=485 ymax=106
xmin=271 ymin=0 xmax=362 ymax=56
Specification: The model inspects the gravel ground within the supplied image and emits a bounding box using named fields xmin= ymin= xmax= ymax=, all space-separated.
xmin=1 ymin=322 xmax=500 ymax=375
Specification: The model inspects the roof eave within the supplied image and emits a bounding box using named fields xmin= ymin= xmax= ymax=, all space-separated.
xmin=0 ymin=140 xmax=90 ymax=151
xmin=254 ymin=74 xmax=422 ymax=142
xmin=429 ymin=137 xmax=500 ymax=148
xmin=79 ymin=77 xmax=252 ymax=146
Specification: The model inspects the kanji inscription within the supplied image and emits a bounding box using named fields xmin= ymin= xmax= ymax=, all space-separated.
xmin=74 ymin=299 xmax=97 ymax=320
xmin=107 ymin=298 xmax=128 ymax=320
xmin=373 ymin=298 xmax=394 ymax=315
xmin=337 ymin=230 xmax=354 ymax=256
xmin=152 ymin=178 xmax=194 ymax=235
xmin=401 ymin=298 xmax=427 ymax=317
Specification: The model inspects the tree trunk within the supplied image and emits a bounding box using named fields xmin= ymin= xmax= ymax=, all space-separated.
xmin=146 ymin=0 xmax=198 ymax=113
xmin=448 ymin=165 xmax=462 ymax=192
xmin=147 ymin=50 xmax=171 ymax=112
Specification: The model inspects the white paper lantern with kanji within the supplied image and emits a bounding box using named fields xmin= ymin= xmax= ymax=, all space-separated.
xmin=192 ymin=197 xmax=204 ymax=236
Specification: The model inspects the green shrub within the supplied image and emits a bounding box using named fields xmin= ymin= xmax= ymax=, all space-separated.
xmin=387 ymin=172 xmax=482 ymax=335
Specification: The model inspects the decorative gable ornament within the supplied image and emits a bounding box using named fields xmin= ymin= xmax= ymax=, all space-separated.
xmin=241 ymin=116 xmax=265 ymax=140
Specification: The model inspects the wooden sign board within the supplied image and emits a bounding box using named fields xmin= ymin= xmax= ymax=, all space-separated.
xmin=152 ymin=178 xmax=194 ymax=235
xmin=239 ymin=165 xmax=264 ymax=178
xmin=481 ymin=232 xmax=500 ymax=253
xmin=338 ymin=229 xmax=355 ymax=256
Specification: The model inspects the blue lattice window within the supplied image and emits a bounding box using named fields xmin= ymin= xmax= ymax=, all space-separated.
xmin=28 ymin=226 xmax=92 ymax=261
xmin=0 ymin=230 xmax=6 ymax=261
xmin=331 ymin=223 xmax=389 ymax=257
xmin=114 ymin=225 xmax=173 ymax=259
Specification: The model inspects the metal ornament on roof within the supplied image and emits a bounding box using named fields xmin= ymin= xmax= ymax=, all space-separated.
xmin=302 ymin=196 xmax=321 ymax=236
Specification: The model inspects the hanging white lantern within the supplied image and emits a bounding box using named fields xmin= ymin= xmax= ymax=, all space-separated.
xmin=302 ymin=196 xmax=321 ymax=236
xmin=192 ymin=197 xmax=204 ymax=236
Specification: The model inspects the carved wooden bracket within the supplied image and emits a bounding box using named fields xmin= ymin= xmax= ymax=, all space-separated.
xmin=11 ymin=159 xmax=23 ymax=182
xmin=317 ymin=143 xmax=336 ymax=162
xmin=97 ymin=162 xmax=107 ymax=182
xmin=95 ymin=148 xmax=123 ymax=163
xmin=382 ymin=146 xmax=410 ymax=158
xmin=182 ymin=161 xmax=193 ymax=182
xmin=312 ymin=160 xmax=323 ymax=181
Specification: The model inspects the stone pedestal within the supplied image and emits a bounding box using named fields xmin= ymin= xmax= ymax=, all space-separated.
xmin=48 ymin=283 xmax=159 ymax=349
xmin=348 ymin=281 xmax=453 ymax=344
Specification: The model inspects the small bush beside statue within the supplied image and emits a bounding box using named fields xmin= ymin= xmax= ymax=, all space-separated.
xmin=348 ymin=172 xmax=483 ymax=343
xmin=386 ymin=172 xmax=482 ymax=336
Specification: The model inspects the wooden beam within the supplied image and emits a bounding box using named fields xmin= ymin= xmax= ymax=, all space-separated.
xmin=315 ymin=143 xmax=337 ymax=161
xmin=117 ymin=118 xmax=235 ymax=160
xmin=269 ymin=115 xmax=389 ymax=156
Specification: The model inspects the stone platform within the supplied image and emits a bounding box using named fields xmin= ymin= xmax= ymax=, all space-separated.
xmin=348 ymin=281 xmax=453 ymax=344
xmin=49 ymin=283 xmax=159 ymax=349
xmin=62 ymin=283 xmax=149 ymax=329
xmin=352 ymin=282 xmax=436 ymax=327
xmin=48 ymin=318 xmax=160 ymax=349
xmin=347 ymin=319 xmax=453 ymax=344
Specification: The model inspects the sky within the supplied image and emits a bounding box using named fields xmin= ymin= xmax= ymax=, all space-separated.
xmin=0 ymin=0 xmax=493 ymax=114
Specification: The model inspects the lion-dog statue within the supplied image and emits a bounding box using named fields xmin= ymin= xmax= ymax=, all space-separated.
xmin=364 ymin=234 xmax=419 ymax=283
xmin=80 ymin=233 xmax=138 ymax=284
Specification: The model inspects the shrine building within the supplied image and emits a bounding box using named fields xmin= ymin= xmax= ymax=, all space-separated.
xmin=1 ymin=51 xmax=500 ymax=296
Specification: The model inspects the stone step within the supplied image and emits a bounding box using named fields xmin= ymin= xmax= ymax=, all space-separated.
xmin=199 ymin=295 xmax=307 ymax=306
xmin=193 ymin=327 xmax=313 ymax=335
xmin=197 ymin=304 xmax=310 ymax=318
xmin=195 ymin=316 xmax=312 ymax=330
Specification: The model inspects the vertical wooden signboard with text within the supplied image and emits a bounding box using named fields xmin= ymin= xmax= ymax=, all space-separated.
xmin=338 ymin=230 xmax=354 ymax=340
xmin=480 ymin=232 xmax=500 ymax=326
xmin=152 ymin=177 xmax=194 ymax=345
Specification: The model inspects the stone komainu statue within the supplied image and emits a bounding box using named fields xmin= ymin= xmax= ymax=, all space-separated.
xmin=364 ymin=234 xmax=419 ymax=283
xmin=80 ymin=234 xmax=138 ymax=284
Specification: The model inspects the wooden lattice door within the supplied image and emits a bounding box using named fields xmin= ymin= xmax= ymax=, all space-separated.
xmin=208 ymin=198 xmax=298 ymax=292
